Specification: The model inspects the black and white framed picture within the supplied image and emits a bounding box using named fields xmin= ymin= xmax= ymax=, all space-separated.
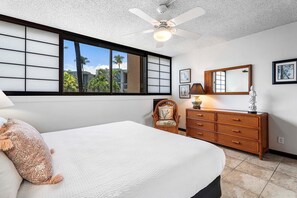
xmin=273 ymin=59 xmax=297 ymax=84
xmin=179 ymin=84 xmax=191 ymax=99
xmin=179 ymin=69 xmax=191 ymax=83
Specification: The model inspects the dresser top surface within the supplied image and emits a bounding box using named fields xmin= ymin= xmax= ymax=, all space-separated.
xmin=186 ymin=108 xmax=267 ymax=115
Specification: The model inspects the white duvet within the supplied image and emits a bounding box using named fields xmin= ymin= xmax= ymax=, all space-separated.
xmin=17 ymin=121 xmax=225 ymax=198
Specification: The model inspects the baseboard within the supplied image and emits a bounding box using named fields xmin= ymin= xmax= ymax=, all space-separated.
xmin=269 ymin=149 xmax=297 ymax=160
xmin=178 ymin=128 xmax=186 ymax=132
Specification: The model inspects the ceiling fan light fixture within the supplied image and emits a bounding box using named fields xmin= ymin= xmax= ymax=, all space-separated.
xmin=153 ymin=27 xmax=172 ymax=42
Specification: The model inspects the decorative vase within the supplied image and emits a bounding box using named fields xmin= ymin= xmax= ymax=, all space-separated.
xmin=248 ymin=85 xmax=257 ymax=114
xmin=192 ymin=96 xmax=202 ymax=109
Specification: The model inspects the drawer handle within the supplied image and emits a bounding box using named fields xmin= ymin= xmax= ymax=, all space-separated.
xmin=197 ymin=132 xmax=203 ymax=135
xmin=196 ymin=114 xmax=203 ymax=117
xmin=232 ymin=118 xmax=241 ymax=121
xmin=196 ymin=123 xmax=204 ymax=126
xmin=232 ymin=129 xmax=241 ymax=133
xmin=232 ymin=140 xmax=241 ymax=144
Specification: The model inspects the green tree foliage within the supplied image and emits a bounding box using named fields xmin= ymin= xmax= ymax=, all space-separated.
xmin=113 ymin=55 xmax=124 ymax=69
xmin=64 ymin=71 xmax=78 ymax=92
xmin=112 ymin=69 xmax=121 ymax=92
xmin=79 ymin=56 xmax=90 ymax=66
xmin=88 ymin=69 xmax=109 ymax=92
xmin=87 ymin=69 xmax=121 ymax=92
xmin=75 ymin=56 xmax=90 ymax=72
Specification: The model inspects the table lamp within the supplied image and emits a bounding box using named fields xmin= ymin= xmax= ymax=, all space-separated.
xmin=189 ymin=83 xmax=205 ymax=109
xmin=0 ymin=90 xmax=14 ymax=109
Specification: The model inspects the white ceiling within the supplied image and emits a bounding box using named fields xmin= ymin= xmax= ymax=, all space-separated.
xmin=1 ymin=0 xmax=297 ymax=57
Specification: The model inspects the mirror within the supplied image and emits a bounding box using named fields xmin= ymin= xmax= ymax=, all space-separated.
xmin=204 ymin=65 xmax=252 ymax=95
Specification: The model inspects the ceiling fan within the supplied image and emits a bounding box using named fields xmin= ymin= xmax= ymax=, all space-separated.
xmin=128 ymin=5 xmax=205 ymax=47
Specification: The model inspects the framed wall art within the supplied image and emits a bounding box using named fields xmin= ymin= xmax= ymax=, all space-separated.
xmin=179 ymin=68 xmax=191 ymax=83
xmin=179 ymin=84 xmax=191 ymax=99
xmin=272 ymin=58 xmax=297 ymax=84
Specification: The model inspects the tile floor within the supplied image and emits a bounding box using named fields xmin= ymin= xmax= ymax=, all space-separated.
xmin=220 ymin=146 xmax=297 ymax=198
xmin=178 ymin=131 xmax=297 ymax=197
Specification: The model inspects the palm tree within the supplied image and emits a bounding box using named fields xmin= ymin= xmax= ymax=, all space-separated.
xmin=113 ymin=55 xmax=124 ymax=69
xmin=78 ymin=56 xmax=90 ymax=72
xmin=80 ymin=56 xmax=90 ymax=65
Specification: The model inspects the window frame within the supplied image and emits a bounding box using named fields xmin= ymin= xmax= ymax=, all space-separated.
xmin=0 ymin=14 xmax=171 ymax=96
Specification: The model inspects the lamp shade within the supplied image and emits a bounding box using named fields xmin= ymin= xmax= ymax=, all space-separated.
xmin=189 ymin=83 xmax=205 ymax=95
xmin=0 ymin=90 xmax=14 ymax=108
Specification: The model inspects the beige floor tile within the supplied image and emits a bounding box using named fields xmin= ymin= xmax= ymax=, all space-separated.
xmin=223 ymin=147 xmax=250 ymax=160
xmin=277 ymin=161 xmax=297 ymax=178
xmin=224 ymin=170 xmax=267 ymax=194
xmin=226 ymin=156 xmax=243 ymax=168
xmin=245 ymin=153 xmax=282 ymax=170
xmin=221 ymin=180 xmax=258 ymax=198
xmin=270 ymin=171 xmax=297 ymax=192
xmin=236 ymin=161 xmax=274 ymax=181
xmin=221 ymin=166 xmax=233 ymax=178
xmin=260 ymin=182 xmax=297 ymax=198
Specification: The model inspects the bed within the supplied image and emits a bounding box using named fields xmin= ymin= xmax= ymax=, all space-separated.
xmin=17 ymin=121 xmax=225 ymax=198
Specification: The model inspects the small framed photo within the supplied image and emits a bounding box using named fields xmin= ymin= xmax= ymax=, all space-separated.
xmin=273 ymin=59 xmax=297 ymax=84
xmin=179 ymin=84 xmax=191 ymax=99
xmin=179 ymin=68 xmax=191 ymax=83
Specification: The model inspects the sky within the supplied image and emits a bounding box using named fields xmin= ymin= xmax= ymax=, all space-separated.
xmin=64 ymin=40 xmax=128 ymax=74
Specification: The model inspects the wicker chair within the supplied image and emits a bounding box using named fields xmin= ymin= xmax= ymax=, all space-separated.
xmin=152 ymin=99 xmax=180 ymax=134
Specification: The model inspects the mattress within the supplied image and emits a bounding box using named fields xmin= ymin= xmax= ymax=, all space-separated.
xmin=17 ymin=121 xmax=225 ymax=198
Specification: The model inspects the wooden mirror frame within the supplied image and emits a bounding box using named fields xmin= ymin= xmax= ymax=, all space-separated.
xmin=204 ymin=64 xmax=252 ymax=95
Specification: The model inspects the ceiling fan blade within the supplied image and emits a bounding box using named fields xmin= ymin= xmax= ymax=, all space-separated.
xmin=143 ymin=29 xmax=154 ymax=34
xmin=122 ymin=29 xmax=154 ymax=37
xmin=173 ymin=28 xmax=201 ymax=40
xmin=129 ymin=8 xmax=160 ymax=26
xmin=156 ymin=42 xmax=164 ymax=48
xmin=169 ymin=7 xmax=205 ymax=26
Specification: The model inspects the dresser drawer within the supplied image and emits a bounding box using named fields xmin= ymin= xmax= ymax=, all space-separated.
xmin=217 ymin=124 xmax=259 ymax=140
xmin=187 ymin=110 xmax=215 ymax=121
xmin=217 ymin=134 xmax=258 ymax=153
xmin=187 ymin=128 xmax=215 ymax=142
xmin=217 ymin=113 xmax=259 ymax=128
xmin=187 ymin=119 xmax=215 ymax=131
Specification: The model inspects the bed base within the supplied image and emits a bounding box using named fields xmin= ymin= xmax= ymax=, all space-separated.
xmin=192 ymin=176 xmax=221 ymax=198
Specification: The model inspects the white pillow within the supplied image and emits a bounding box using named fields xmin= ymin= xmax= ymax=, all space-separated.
xmin=158 ymin=105 xmax=174 ymax=120
xmin=0 ymin=151 xmax=23 ymax=198
xmin=0 ymin=117 xmax=7 ymax=127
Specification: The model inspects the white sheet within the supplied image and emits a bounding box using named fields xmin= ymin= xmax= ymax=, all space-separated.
xmin=17 ymin=121 xmax=225 ymax=198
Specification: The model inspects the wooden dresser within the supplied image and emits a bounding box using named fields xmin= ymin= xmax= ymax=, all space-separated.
xmin=186 ymin=108 xmax=268 ymax=159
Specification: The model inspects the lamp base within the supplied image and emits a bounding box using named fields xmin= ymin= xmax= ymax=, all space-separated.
xmin=192 ymin=96 xmax=202 ymax=109
xmin=192 ymin=101 xmax=202 ymax=109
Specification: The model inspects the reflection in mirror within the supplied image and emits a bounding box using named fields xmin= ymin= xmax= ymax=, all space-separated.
xmin=213 ymin=68 xmax=250 ymax=93
xmin=205 ymin=65 xmax=252 ymax=95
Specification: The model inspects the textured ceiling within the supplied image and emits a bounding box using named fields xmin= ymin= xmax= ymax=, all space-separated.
xmin=1 ymin=0 xmax=297 ymax=57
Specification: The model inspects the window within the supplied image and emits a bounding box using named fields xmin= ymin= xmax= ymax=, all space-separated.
xmin=0 ymin=16 xmax=171 ymax=95
xmin=63 ymin=40 xmax=146 ymax=94
xmin=214 ymin=71 xmax=226 ymax=92
xmin=63 ymin=40 xmax=110 ymax=93
xmin=112 ymin=50 xmax=145 ymax=93
xmin=0 ymin=20 xmax=59 ymax=92
xmin=147 ymin=55 xmax=171 ymax=94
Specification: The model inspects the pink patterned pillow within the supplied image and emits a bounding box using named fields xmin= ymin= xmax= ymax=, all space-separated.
xmin=0 ymin=119 xmax=63 ymax=185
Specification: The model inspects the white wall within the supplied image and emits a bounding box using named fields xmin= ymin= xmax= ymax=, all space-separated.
xmin=172 ymin=22 xmax=297 ymax=155
xmin=0 ymin=96 xmax=168 ymax=133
